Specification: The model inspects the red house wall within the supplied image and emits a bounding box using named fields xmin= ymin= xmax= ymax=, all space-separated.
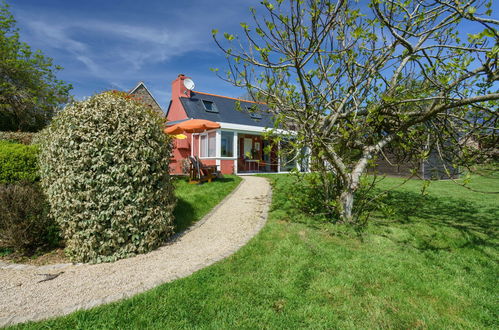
xmin=167 ymin=74 xmax=193 ymax=175
xmin=166 ymin=74 xmax=192 ymax=122
xmin=169 ymin=132 xmax=192 ymax=175
xmin=192 ymin=135 xmax=199 ymax=156
xmin=220 ymin=159 xmax=234 ymax=174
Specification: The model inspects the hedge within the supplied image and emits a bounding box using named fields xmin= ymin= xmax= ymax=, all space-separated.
xmin=0 ymin=140 xmax=39 ymax=183
xmin=39 ymin=91 xmax=176 ymax=263
xmin=0 ymin=131 xmax=38 ymax=145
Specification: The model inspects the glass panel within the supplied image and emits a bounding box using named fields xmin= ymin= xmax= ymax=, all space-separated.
xmin=280 ymin=139 xmax=297 ymax=171
xmin=299 ymin=147 xmax=310 ymax=172
xmin=208 ymin=132 xmax=216 ymax=157
xmin=221 ymin=131 xmax=234 ymax=157
xmin=202 ymin=100 xmax=218 ymax=113
xmin=200 ymin=135 xmax=207 ymax=157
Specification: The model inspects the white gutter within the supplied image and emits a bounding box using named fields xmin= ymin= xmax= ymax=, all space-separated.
xmin=218 ymin=122 xmax=291 ymax=135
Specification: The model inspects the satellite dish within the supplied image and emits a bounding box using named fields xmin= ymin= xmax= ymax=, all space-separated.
xmin=183 ymin=78 xmax=195 ymax=90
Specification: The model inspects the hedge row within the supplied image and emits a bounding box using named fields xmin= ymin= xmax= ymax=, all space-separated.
xmin=0 ymin=140 xmax=58 ymax=254
xmin=0 ymin=140 xmax=39 ymax=183
xmin=0 ymin=131 xmax=38 ymax=145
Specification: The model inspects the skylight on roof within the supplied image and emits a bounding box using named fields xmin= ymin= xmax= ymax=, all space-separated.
xmin=245 ymin=105 xmax=262 ymax=120
xmin=202 ymin=100 xmax=218 ymax=113
xmin=250 ymin=112 xmax=262 ymax=120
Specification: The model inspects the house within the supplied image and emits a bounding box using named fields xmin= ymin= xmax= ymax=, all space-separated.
xmin=166 ymin=74 xmax=305 ymax=175
xmin=129 ymin=81 xmax=164 ymax=116
xmin=161 ymin=74 xmax=457 ymax=179
xmin=373 ymin=149 xmax=460 ymax=179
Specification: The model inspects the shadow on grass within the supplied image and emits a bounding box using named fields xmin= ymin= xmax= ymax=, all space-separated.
xmin=171 ymin=176 xmax=238 ymax=233
xmin=213 ymin=177 xmax=237 ymax=183
xmin=268 ymin=173 xmax=498 ymax=253
xmin=173 ymin=197 xmax=196 ymax=233
xmin=376 ymin=190 xmax=498 ymax=252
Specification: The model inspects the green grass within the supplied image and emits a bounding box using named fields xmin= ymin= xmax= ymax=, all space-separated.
xmin=13 ymin=174 xmax=498 ymax=329
xmin=172 ymin=175 xmax=241 ymax=232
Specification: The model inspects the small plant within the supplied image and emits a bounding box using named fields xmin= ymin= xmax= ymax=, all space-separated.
xmin=39 ymin=91 xmax=176 ymax=263
xmin=0 ymin=182 xmax=59 ymax=254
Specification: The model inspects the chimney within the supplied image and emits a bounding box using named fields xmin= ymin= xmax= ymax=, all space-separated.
xmin=172 ymin=74 xmax=192 ymax=98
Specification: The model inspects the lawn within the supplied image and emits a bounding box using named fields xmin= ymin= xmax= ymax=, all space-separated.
xmin=13 ymin=173 xmax=498 ymax=329
xmin=172 ymin=175 xmax=242 ymax=232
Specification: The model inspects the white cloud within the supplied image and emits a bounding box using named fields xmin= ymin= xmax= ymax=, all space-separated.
xmin=18 ymin=14 xmax=212 ymax=81
xmin=12 ymin=0 xmax=255 ymax=108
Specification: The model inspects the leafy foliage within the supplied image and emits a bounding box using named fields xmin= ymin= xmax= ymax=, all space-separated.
xmin=0 ymin=1 xmax=72 ymax=132
xmin=0 ymin=140 xmax=39 ymax=183
xmin=39 ymin=91 xmax=176 ymax=263
xmin=0 ymin=182 xmax=59 ymax=254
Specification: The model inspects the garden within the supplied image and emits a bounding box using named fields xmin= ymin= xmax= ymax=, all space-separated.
xmin=4 ymin=171 xmax=496 ymax=329
xmin=1 ymin=0 xmax=498 ymax=328
xmin=0 ymin=88 xmax=497 ymax=328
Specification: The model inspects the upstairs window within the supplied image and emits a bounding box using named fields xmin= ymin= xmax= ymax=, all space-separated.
xmin=250 ymin=112 xmax=262 ymax=120
xmin=246 ymin=105 xmax=262 ymax=120
xmin=202 ymin=100 xmax=218 ymax=113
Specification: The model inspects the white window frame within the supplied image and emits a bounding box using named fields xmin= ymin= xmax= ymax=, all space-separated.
xmin=220 ymin=131 xmax=235 ymax=158
xmin=198 ymin=130 xmax=217 ymax=159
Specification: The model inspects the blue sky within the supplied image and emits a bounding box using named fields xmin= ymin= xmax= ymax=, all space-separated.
xmin=9 ymin=0 xmax=257 ymax=110
xmin=8 ymin=0 xmax=497 ymax=112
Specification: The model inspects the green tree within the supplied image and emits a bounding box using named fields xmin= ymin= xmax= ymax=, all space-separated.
xmin=0 ymin=1 xmax=71 ymax=132
xmin=214 ymin=0 xmax=498 ymax=224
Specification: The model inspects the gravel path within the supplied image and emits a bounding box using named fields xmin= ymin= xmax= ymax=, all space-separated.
xmin=0 ymin=176 xmax=271 ymax=327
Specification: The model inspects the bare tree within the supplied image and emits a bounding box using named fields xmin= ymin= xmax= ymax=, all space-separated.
xmin=214 ymin=0 xmax=498 ymax=223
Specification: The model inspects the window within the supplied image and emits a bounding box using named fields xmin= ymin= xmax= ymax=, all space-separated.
xmin=200 ymin=135 xmax=207 ymax=157
xmin=200 ymin=132 xmax=216 ymax=157
xmin=221 ymin=131 xmax=234 ymax=157
xmin=250 ymin=112 xmax=262 ymax=120
xmin=279 ymin=139 xmax=297 ymax=172
xmin=208 ymin=132 xmax=216 ymax=157
xmin=202 ymin=100 xmax=218 ymax=113
xmin=246 ymin=105 xmax=262 ymax=120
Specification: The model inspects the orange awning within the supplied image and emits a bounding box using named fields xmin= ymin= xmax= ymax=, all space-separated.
xmin=165 ymin=119 xmax=221 ymax=135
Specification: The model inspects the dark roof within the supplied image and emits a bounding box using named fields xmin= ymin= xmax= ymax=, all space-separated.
xmin=129 ymin=81 xmax=163 ymax=112
xmin=166 ymin=118 xmax=189 ymax=126
xmin=179 ymin=91 xmax=274 ymax=128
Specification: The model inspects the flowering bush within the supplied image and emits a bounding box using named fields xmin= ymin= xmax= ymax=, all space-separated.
xmin=39 ymin=91 xmax=175 ymax=263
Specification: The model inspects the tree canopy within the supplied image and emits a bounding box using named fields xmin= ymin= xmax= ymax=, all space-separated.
xmin=0 ymin=1 xmax=72 ymax=132
xmin=214 ymin=0 xmax=498 ymax=223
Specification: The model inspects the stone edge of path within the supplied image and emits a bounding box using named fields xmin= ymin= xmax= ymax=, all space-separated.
xmin=0 ymin=176 xmax=246 ymax=271
xmin=1 ymin=176 xmax=272 ymax=327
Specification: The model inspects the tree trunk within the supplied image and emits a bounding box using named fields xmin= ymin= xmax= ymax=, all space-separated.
xmin=337 ymin=157 xmax=368 ymax=223
xmin=338 ymin=189 xmax=355 ymax=223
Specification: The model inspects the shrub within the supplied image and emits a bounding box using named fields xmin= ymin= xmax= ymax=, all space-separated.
xmin=0 ymin=182 xmax=59 ymax=254
xmin=0 ymin=131 xmax=38 ymax=145
xmin=0 ymin=140 xmax=39 ymax=183
xmin=39 ymin=91 xmax=176 ymax=263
